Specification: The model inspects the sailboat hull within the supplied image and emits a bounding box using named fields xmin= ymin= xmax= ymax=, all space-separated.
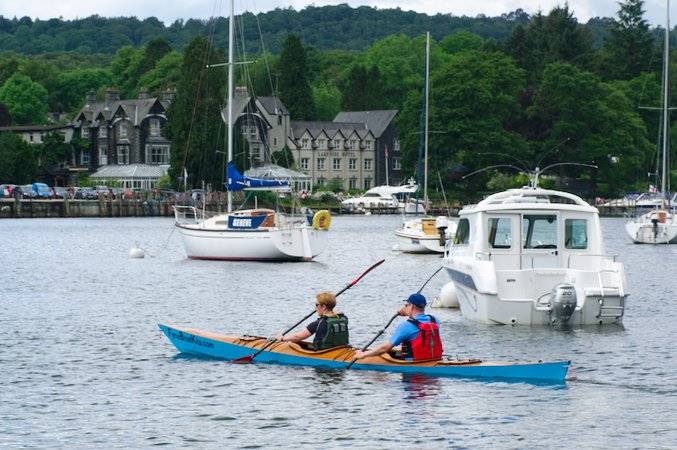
xmin=625 ymin=214 xmax=677 ymax=244
xmin=176 ymin=224 xmax=328 ymax=261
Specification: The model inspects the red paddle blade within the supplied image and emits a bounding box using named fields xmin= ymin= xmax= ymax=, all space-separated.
xmin=231 ymin=355 xmax=254 ymax=364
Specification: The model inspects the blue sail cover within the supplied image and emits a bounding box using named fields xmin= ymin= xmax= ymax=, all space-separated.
xmin=225 ymin=162 xmax=289 ymax=191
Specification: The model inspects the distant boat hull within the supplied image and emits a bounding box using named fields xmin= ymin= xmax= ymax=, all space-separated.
xmin=158 ymin=324 xmax=570 ymax=383
xmin=176 ymin=223 xmax=328 ymax=261
xmin=625 ymin=212 xmax=677 ymax=244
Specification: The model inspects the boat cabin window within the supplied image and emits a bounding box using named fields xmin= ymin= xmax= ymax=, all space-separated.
xmin=565 ymin=219 xmax=588 ymax=249
xmin=522 ymin=215 xmax=557 ymax=249
xmin=454 ymin=218 xmax=470 ymax=245
xmin=488 ymin=217 xmax=512 ymax=248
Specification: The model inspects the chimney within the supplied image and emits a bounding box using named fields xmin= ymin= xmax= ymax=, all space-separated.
xmin=138 ymin=88 xmax=149 ymax=100
xmin=105 ymin=88 xmax=120 ymax=106
xmin=161 ymin=87 xmax=176 ymax=104
xmin=85 ymin=90 xmax=96 ymax=110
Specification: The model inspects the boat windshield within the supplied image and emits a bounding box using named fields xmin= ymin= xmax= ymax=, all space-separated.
xmin=522 ymin=215 xmax=557 ymax=249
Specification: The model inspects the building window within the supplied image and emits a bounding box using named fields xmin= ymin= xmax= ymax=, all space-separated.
xmin=81 ymin=150 xmax=90 ymax=166
xmin=117 ymin=145 xmax=129 ymax=165
xmin=333 ymin=158 xmax=341 ymax=170
xmin=317 ymin=158 xmax=325 ymax=170
xmin=364 ymin=159 xmax=372 ymax=171
xmin=82 ymin=127 xmax=90 ymax=138
xmin=393 ymin=157 xmax=401 ymax=170
xmin=364 ymin=178 xmax=371 ymax=190
xmin=149 ymin=119 xmax=160 ymax=137
xmin=349 ymin=177 xmax=357 ymax=190
xmin=332 ymin=139 xmax=342 ymax=149
xmin=316 ymin=177 xmax=325 ymax=187
xmin=365 ymin=140 xmax=372 ymax=150
xmin=99 ymin=146 xmax=108 ymax=165
xmin=119 ymin=124 xmax=127 ymax=140
xmin=99 ymin=127 xmax=107 ymax=138
xmin=349 ymin=139 xmax=357 ymax=150
xmin=29 ymin=134 xmax=34 ymax=142
xmin=302 ymin=138 xmax=310 ymax=149
xmin=277 ymin=115 xmax=282 ymax=126
xmin=273 ymin=137 xmax=278 ymax=146
xmin=349 ymin=158 xmax=357 ymax=171
xmin=394 ymin=140 xmax=400 ymax=152
xmin=300 ymin=158 xmax=309 ymax=170
xmin=251 ymin=146 xmax=261 ymax=161
xmin=318 ymin=139 xmax=326 ymax=149
xmin=149 ymin=145 xmax=169 ymax=164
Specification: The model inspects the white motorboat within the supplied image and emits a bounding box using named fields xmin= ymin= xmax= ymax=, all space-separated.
xmin=174 ymin=2 xmax=330 ymax=261
xmin=394 ymin=216 xmax=457 ymax=253
xmin=341 ymin=181 xmax=418 ymax=212
xmin=625 ymin=3 xmax=677 ymax=244
xmin=394 ymin=32 xmax=457 ymax=254
xmin=443 ymin=186 xmax=628 ymax=326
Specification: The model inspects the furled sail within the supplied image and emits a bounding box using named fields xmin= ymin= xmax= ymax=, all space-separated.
xmin=225 ymin=162 xmax=289 ymax=191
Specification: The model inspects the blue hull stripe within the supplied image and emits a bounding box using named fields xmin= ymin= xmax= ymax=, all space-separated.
xmin=159 ymin=325 xmax=569 ymax=383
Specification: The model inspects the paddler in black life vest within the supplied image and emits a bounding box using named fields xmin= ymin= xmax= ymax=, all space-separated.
xmin=276 ymin=292 xmax=349 ymax=350
xmin=353 ymin=293 xmax=443 ymax=361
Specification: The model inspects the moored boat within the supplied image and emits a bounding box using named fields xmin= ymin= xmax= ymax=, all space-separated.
xmin=159 ymin=324 xmax=570 ymax=383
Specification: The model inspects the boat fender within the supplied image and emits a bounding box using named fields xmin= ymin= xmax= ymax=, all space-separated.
xmin=312 ymin=210 xmax=331 ymax=230
xmin=550 ymin=283 xmax=577 ymax=324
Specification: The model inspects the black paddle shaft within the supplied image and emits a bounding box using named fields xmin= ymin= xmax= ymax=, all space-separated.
xmin=240 ymin=259 xmax=385 ymax=362
xmin=346 ymin=266 xmax=444 ymax=369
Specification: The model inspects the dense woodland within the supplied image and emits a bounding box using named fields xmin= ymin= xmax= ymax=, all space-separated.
xmin=0 ymin=2 xmax=676 ymax=199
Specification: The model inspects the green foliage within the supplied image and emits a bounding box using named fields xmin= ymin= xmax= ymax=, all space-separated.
xmin=602 ymin=0 xmax=655 ymax=80
xmin=76 ymin=172 xmax=92 ymax=186
xmin=326 ymin=177 xmax=344 ymax=193
xmin=0 ymin=102 xmax=10 ymax=126
xmin=51 ymin=68 xmax=112 ymax=112
xmin=278 ymin=34 xmax=315 ymax=120
xmin=165 ymin=37 xmax=227 ymax=190
xmin=0 ymin=133 xmax=38 ymax=183
xmin=440 ymin=31 xmax=485 ymax=54
xmin=38 ymin=132 xmax=71 ymax=167
xmin=339 ymin=64 xmax=384 ymax=111
xmin=137 ymin=52 xmax=182 ymax=94
xmin=312 ymin=81 xmax=341 ymax=120
xmin=156 ymin=173 xmax=172 ymax=189
xmin=0 ymin=73 xmax=49 ymax=124
xmin=271 ymin=146 xmax=295 ymax=168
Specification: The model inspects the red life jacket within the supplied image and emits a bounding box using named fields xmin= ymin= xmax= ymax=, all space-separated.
xmin=401 ymin=316 xmax=443 ymax=360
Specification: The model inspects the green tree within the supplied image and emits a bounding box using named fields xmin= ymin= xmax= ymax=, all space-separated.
xmin=137 ymin=51 xmax=182 ymax=94
xmin=0 ymin=73 xmax=48 ymax=124
xmin=52 ymin=68 xmax=113 ymax=112
xmin=312 ymin=81 xmax=341 ymax=120
xmin=0 ymin=56 xmax=20 ymax=86
xmin=38 ymin=132 xmax=72 ymax=167
xmin=271 ymin=146 xmax=295 ymax=168
xmin=602 ymin=0 xmax=655 ymax=80
xmin=277 ymin=34 xmax=315 ymax=119
xmin=0 ymin=133 xmax=38 ymax=183
xmin=339 ymin=64 xmax=385 ymax=111
xmin=0 ymin=102 xmax=10 ymax=126
xmin=440 ymin=30 xmax=484 ymax=54
xmin=165 ymin=37 xmax=227 ymax=190
xmin=530 ymin=62 xmax=653 ymax=195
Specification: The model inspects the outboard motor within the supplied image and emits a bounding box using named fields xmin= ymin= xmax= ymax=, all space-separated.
xmin=550 ymin=283 xmax=577 ymax=324
xmin=435 ymin=216 xmax=448 ymax=246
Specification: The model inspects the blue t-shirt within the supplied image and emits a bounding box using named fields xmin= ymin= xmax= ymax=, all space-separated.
xmin=389 ymin=313 xmax=435 ymax=346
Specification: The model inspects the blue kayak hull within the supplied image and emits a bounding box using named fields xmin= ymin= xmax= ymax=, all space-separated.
xmin=159 ymin=324 xmax=570 ymax=383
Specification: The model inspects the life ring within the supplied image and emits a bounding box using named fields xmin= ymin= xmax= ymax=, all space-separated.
xmin=312 ymin=210 xmax=331 ymax=230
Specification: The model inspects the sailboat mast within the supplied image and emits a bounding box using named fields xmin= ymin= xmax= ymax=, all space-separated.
xmin=227 ymin=0 xmax=235 ymax=213
xmin=424 ymin=31 xmax=430 ymax=206
xmin=661 ymin=0 xmax=670 ymax=199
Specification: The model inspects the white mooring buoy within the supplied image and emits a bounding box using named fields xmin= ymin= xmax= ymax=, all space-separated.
xmin=129 ymin=243 xmax=145 ymax=259
xmin=432 ymin=281 xmax=458 ymax=308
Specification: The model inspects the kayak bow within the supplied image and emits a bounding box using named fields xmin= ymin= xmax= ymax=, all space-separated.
xmin=158 ymin=324 xmax=570 ymax=383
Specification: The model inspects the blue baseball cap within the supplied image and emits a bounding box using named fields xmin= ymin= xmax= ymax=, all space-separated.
xmin=405 ymin=293 xmax=427 ymax=308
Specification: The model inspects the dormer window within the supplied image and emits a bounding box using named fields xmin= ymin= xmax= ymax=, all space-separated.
xmin=119 ymin=124 xmax=127 ymax=140
xmin=364 ymin=140 xmax=373 ymax=150
xmin=302 ymin=138 xmax=310 ymax=149
xmin=81 ymin=127 xmax=90 ymax=138
xmin=149 ymin=119 xmax=160 ymax=137
xmin=318 ymin=139 xmax=326 ymax=149
xmin=99 ymin=127 xmax=107 ymax=138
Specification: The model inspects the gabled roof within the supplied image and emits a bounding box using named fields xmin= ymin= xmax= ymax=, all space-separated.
xmin=257 ymin=97 xmax=288 ymax=115
xmin=75 ymin=98 xmax=169 ymax=126
xmin=90 ymin=164 xmax=169 ymax=179
xmin=290 ymin=121 xmax=366 ymax=140
xmin=333 ymin=110 xmax=398 ymax=138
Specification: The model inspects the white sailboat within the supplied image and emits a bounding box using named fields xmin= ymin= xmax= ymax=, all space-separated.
xmin=174 ymin=1 xmax=330 ymax=261
xmin=625 ymin=0 xmax=677 ymax=244
xmin=394 ymin=32 xmax=456 ymax=253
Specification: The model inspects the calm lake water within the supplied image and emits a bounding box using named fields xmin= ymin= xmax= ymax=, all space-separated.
xmin=1 ymin=215 xmax=676 ymax=448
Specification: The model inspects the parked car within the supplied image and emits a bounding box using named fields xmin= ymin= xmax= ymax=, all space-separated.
xmin=75 ymin=187 xmax=97 ymax=200
xmin=32 ymin=182 xmax=51 ymax=199
xmin=20 ymin=184 xmax=36 ymax=199
xmin=53 ymin=187 xmax=68 ymax=199
xmin=0 ymin=184 xmax=14 ymax=198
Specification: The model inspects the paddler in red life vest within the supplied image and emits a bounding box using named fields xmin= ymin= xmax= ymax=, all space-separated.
xmin=353 ymin=293 xmax=443 ymax=361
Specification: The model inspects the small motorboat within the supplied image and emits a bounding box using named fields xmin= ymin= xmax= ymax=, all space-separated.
xmin=159 ymin=324 xmax=570 ymax=383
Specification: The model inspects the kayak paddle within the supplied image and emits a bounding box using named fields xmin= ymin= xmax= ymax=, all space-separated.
xmin=233 ymin=258 xmax=385 ymax=363
xmin=346 ymin=266 xmax=443 ymax=369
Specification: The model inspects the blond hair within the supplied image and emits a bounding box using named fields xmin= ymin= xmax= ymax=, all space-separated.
xmin=316 ymin=291 xmax=336 ymax=310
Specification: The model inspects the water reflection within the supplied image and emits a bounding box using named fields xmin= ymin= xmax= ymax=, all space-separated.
xmin=401 ymin=373 xmax=442 ymax=400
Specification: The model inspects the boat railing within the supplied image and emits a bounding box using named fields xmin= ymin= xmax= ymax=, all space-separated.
xmin=173 ymin=206 xmax=220 ymax=224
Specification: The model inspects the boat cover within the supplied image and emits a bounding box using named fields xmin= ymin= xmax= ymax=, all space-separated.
xmin=226 ymin=162 xmax=289 ymax=191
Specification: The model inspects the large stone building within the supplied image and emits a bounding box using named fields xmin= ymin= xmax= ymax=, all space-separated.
xmin=72 ymin=88 xmax=174 ymax=189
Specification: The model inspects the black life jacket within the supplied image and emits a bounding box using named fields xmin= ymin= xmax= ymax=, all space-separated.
xmin=401 ymin=315 xmax=443 ymax=360
xmin=313 ymin=313 xmax=349 ymax=350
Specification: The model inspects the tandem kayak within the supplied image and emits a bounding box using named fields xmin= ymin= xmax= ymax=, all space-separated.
xmin=159 ymin=324 xmax=570 ymax=383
